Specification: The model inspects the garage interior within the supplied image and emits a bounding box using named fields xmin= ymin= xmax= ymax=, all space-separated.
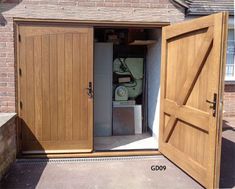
xmin=93 ymin=27 xmax=162 ymax=151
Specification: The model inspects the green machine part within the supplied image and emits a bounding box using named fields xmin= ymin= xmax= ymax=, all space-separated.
xmin=113 ymin=58 xmax=144 ymax=99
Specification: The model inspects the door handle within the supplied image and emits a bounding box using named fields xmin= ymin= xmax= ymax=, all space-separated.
xmin=206 ymin=93 xmax=217 ymax=117
xmin=86 ymin=82 xmax=93 ymax=99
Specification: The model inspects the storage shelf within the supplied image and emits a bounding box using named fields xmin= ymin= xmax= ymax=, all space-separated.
xmin=129 ymin=40 xmax=157 ymax=45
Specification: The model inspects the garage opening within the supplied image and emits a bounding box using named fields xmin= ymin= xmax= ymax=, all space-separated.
xmin=93 ymin=27 xmax=162 ymax=151
xmin=16 ymin=13 xmax=227 ymax=188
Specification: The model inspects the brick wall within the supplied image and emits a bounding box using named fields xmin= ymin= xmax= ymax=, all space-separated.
xmin=224 ymin=84 xmax=235 ymax=118
xmin=0 ymin=17 xmax=15 ymax=113
xmin=0 ymin=0 xmax=184 ymax=113
xmin=0 ymin=114 xmax=16 ymax=180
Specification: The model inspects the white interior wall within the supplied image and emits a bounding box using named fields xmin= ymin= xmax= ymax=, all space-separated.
xmin=147 ymin=29 xmax=162 ymax=147
xmin=94 ymin=43 xmax=113 ymax=137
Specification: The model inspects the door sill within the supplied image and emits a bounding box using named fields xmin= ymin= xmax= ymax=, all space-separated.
xmin=18 ymin=150 xmax=161 ymax=158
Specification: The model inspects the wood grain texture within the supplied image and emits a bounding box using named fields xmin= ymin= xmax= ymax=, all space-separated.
xmin=159 ymin=12 xmax=228 ymax=188
xmin=163 ymin=26 xmax=213 ymax=142
xmin=18 ymin=25 xmax=93 ymax=153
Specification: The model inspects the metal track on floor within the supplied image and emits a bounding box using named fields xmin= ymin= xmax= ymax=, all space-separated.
xmin=17 ymin=155 xmax=164 ymax=164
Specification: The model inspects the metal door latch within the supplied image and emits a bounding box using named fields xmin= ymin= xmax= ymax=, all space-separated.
xmin=206 ymin=93 xmax=217 ymax=117
xmin=86 ymin=82 xmax=93 ymax=99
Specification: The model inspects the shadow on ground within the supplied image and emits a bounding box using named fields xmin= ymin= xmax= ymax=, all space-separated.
xmin=219 ymin=120 xmax=235 ymax=188
xmin=0 ymin=118 xmax=48 ymax=189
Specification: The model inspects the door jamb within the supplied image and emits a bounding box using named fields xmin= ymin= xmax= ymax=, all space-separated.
xmin=14 ymin=18 xmax=169 ymax=28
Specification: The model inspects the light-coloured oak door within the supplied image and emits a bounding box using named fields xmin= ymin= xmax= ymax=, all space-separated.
xmin=18 ymin=24 xmax=93 ymax=154
xmin=159 ymin=12 xmax=228 ymax=188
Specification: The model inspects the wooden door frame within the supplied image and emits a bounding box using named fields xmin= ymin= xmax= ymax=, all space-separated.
xmin=214 ymin=12 xmax=228 ymax=187
xmin=14 ymin=18 xmax=169 ymax=158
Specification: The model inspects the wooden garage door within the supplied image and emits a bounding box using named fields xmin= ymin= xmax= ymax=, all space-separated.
xmin=18 ymin=24 xmax=93 ymax=154
xmin=159 ymin=12 xmax=228 ymax=188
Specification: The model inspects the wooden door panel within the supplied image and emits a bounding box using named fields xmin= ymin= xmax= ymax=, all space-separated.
xmin=163 ymin=27 xmax=213 ymax=143
xmin=18 ymin=25 xmax=93 ymax=154
xmin=159 ymin=12 xmax=228 ymax=188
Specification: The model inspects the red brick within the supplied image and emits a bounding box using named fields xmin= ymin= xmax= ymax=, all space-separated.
xmin=140 ymin=0 xmax=156 ymax=2
xmin=78 ymin=2 xmax=96 ymax=6
xmin=0 ymin=97 xmax=15 ymax=101
xmin=0 ymin=92 xmax=7 ymax=96
xmin=150 ymin=4 xmax=167 ymax=8
xmin=7 ymin=82 xmax=15 ymax=87
xmin=224 ymin=84 xmax=235 ymax=118
xmin=0 ymin=53 xmax=7 ymax=57
xmin=131 ymin=3 xmax=150 ymax=7
xmin=0 ymin=43 xmax=6 ymax=48
xmin=7 ymin=101 xmax=15 ymax=106
xmin=113 ymin=3 xmax=132 ymax=7
xmin=0 ymin=83 xmax=7 ymax=87
xmin=2 ymin=0 xmax=21 ymax=3
xmin=95 ymin=2 xmax=105 ymax=6
xmin=7 ymin=73 xmax=14 ymax=78
xmin=89 ymin=0 xmax=103 ymax=2
xmin=159 ymin=0 xmax=169 ymax=4
xmin=0 ymin=67 xmax=14 ymax=72
xmin=6 ymin=92 xmax=15 ymax=96
xmin=103 ymin=2 xmax=114 ymax=6
xmin=0 ymin=73 xmax=7 ymax=77
xmin=0 ymin=101 xmax=7 ymax=106
xmin=0 ymin=37 xmax=13 ymax=42
xmin=105 ymin=0 xmax=120 ymax=2
xmin=0 ymin=87 xmax=14 ymax=92
xmin=6 ymin=42 xmax=14 ymax=48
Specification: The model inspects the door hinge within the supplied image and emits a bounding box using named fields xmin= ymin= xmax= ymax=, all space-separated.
xmin=18 ymin=34 xmax=21 ymax=42
xmin=20 ymin=101 xmax=23 ymax=109
xmin=19 ymin=68 xmax=22 ymax=76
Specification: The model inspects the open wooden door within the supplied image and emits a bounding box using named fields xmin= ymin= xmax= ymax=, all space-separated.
xmin=18 ymin=24 xmax=93 ymax=154
xmin=159 ymin=12 xmax=228 ymax=188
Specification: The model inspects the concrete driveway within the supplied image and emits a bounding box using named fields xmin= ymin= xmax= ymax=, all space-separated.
xmin=0 ymin=156 xmax=203 ymax=189
xmin=0 ymin=118 xmax=234 ymax=189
